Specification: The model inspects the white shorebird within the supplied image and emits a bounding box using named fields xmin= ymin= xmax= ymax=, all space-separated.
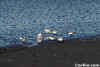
xmin=44 ymin=29 xmax=51 ymax=33
xmin=45 ymin=36 xmax=56 ymax=40
xmin=37 ymin=32 xmax=43 ymax=43
xmin=44 ymin=29 xmax=57 ymax=34
xmin=51 ymin=30 xmax=57 ymax=34
xmin=57 ymin=37 xmax=64 ymax=42
xmin=19 ymin=36 xmax=25 ymax=42
xmin=68 ymin=32 xmax=73 ymax=35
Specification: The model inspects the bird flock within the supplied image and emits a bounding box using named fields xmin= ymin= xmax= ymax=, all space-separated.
xmin=19 ymin=29 xmax=73 ymax=44
xmin=36 ymin=29 xmax=73 ymax=43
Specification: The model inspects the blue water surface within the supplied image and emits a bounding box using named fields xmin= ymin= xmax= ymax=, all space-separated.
xmin=0 ymin=0 xmax=100 ymax=47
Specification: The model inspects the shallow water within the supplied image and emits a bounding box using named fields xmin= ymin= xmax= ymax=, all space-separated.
xmin=0 ymin=0 xmax=100 ymax=47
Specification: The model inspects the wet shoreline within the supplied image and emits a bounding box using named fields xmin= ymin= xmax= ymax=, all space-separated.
xmin=0 ymin=36 xmax=100 ymax=53
xmin=0 ymin=38 xmax=100 ymax=67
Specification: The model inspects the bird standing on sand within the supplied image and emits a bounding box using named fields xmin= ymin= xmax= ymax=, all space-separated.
xmin=37 ymin=32 xmax=43 ymax=43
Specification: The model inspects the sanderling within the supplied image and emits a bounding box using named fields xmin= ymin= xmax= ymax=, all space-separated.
xmin=45 ymin=36 xmax=56 ymax=40
xmin=51 ymin=30 xmax=57 ymax=34
xmin=19 ymin=36 xmax=25 ymax=42
xmin=44 ymin=29 xmax=51 ymax=33
xmin=37 ymin=32 xmax=43 ymax=43
xmin=57 ymin=37 xmax=64 ymax=42
xmin=68 ymin=32 xmax=73 ymax=35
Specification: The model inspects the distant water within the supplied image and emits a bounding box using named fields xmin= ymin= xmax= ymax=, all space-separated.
xmin=0 ymin=0 xmax=100 ymax=47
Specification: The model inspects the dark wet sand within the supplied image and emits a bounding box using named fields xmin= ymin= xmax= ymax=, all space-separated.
xmin=0 ymin=39 xmax=100 ymax=67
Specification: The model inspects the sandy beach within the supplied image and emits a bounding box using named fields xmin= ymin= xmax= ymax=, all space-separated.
xmin=0 ymin=38 xmax=100 ymax=67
